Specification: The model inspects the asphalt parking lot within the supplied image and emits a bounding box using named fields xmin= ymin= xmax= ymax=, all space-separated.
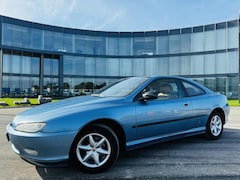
xmin=0 ymin=107 xmax=240 ymax=179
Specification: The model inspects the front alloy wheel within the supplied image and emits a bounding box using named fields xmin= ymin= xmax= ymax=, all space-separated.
xmin=77 ymin=133 xmax=111 ymax=168
xmin=206 ymin=112 xmax=224 ymax=140
xmin=71 ymin=124 xmax=119 ymax=173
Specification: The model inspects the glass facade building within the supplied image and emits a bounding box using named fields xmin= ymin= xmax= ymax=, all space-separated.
xmin=0 ymin=15 xmax=239 ymax=98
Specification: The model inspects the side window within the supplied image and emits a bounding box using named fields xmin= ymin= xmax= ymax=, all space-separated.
xmin=182 ymin=81 xmax=205 ymax=97
xmin=144 ymin=79 xmax=183 ymax=100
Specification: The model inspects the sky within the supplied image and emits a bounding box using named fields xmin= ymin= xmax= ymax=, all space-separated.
xmin=0 ymin=0 xmax=240 ymax=32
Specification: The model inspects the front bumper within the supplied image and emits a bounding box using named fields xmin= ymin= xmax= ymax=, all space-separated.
xmin=6 ymin=123 xmax=77 ymax=166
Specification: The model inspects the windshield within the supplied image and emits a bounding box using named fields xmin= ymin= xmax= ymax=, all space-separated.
xmin=94 ymin=77 xmax=148 ymax=97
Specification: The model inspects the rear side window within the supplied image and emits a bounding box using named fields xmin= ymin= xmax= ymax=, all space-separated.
xmin=182 ymin=81 xmax=205 ymax=97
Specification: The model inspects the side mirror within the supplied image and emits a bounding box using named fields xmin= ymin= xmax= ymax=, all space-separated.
xmin=141 ymin=91 xmax=158 ymax=101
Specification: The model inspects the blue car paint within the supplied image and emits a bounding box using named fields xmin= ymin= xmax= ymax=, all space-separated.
xmin=6 ymin=76 xmax=230 ymax=166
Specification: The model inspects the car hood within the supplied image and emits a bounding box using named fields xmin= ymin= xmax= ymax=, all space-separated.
xmin=13 ymin=96 xmax=125 ymax=124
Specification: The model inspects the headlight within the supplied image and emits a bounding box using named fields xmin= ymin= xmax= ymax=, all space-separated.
xmin=15 ymin=122 xmax=46 ymax=133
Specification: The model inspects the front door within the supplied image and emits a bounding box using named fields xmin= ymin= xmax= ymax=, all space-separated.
xmin=134 ymin=79 xmax=193 ymax=141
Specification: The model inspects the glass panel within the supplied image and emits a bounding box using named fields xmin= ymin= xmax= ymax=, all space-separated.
xmin=44 ymin=58 xmax=59 ymax=76
xmin=31 ymin=57 xmax=40 ymax=75
xmin=75 ymin=34 xmax=85 ymax=53
xmin=85 ymin=57 xmax=95 ymax=76
xmin=22 ymin=26 xmax=32 ymax=49
xmin=191 ymin=55 xmax=204 ymax=75
xmin=63 ymin=33 xmax=73 ymax=53
xmin=107 ymin=37 xmax=119 ymax=55
xmin=227 ymin=76 xmax=238 ymax=99
xmin=133 ymin=58 xmax=145 ymax=76
xmin=133 ymin=37 xmax=144 ymax=55
xmin=96 ymin=58 xmax=106 ymax=76
xmin=95 ymin=36 xmax=106 ymax=55
xmin=84 ymin=78 xmax=95 ymax=93
xmin=63 ymin=55 xmax=73 ymax=75
xmin=32 ymin=28 xmax=43 ymax=50
xmin=2 ymin=76 xmax=10 ymax=97
xmin=68 ymin=78 xmax=93 ymax=95
xmin=75 ymin=56 xmax=85 ymax=75
xmin=192 ymin=32 xmax=204 ymax=52
xmin=169 ymin=35 xmax=181 ymax=53
xmin=228 ymin=51 xmax=239 ymax=73
xmin=106 ymin=58 xmax=119 ymax=76
xmin=31 ymin=77 xmax=40 ymax=96
xmin=21 ymin=76 xmax=30 ymax=96
xmin=204 ymin=30 xmax=215 ymax=51
xmin=204 ymin=54 xmax=215 ymax=75
xmin=44 ymin=58 xmax=51 ymax=75
xmin=53 ymin=32 xmax=63 ymax=52
xmin=120 ymin=58 xmax=132 ymax=76
xmin=44 ymin=30 xmax=53 ymax=51
xmin=12 ymin=25 xmax=22 ymax=47
xmin=12 ymin=55 xmax=21 ymax=74
xmin=43 ymin=78 xmax=51 ymax=96
xmin=70 ymin=78 xmax=84 ymax=96
xmin=2 ymin=23 xmax=12 ymax=46
xmin=95 ymin=78 xmax=107 ymax=90
xmin=119 ymin=38 xmax=131 ymax=55
xmin=52 ymin=59 xmax=59 ymax=76
xmin=22 ymin=56 xmax=31 ymax=74
xmin=158 ymin=36 xmax=169 ymax=54
xmin=63 ymin=77 xmax=72 ymax=96
xmin=52 ymin=78 xmax=59 ymax=96
xmin=145 ymin=58 xmax=158 ymax=76
xmin=216 ymin=53 xmax=227 ymax=74
xmin=3 ymin=54 xmax=11 ymax=73
xmin=144 ymin=36 xmax=156 ymax=55
xmin=72 ymin=78 xmax=82 ymax=96
xmin=169 ymin=56 xmax=180 ymax=75
xmin=216 ymin=78 xmax=226 ymax=95
xmin=43 ymin=78 xmax=59 ymax=96
xmin=204 ymin=78 xmax=216 ymax=92
xmin=228 ymin=27 xmax=238 ymax=49
xmin=10 ymin=76 xmax=20 ymax=97
xmin=133 ymin=36 xmax=155 ymax=55
xmin=216 ymin=29 xmax=226 ymax=50
xmin=181 ymin=34 xmax=191 ymax=53
xmin=75 ymin=35 xmax=106 ymax=55
xmin=158 ymin=57 xmax=169 ymax=75
xmin=180 ymin=56 xmax=191 ymax=75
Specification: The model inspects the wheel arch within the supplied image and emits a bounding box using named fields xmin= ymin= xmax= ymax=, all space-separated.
xmin=211 ymin=108 xmax=226 ymax=124
xmin=72 ymin=118 xmax=126 ymax=153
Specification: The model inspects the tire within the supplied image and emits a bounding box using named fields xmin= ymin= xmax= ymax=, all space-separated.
xmin=70 ymin=124 xmax=119 ymax=173
xmin=205 ymin=111 xmax=224 ymax=140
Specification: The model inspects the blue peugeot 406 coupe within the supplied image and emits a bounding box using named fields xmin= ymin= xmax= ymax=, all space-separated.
xmin=6 ymin=76 xmax=229 ymax=173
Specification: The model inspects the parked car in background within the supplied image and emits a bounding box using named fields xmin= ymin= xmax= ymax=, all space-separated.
xmin=6 ymin=76 xmax=230 ymax=173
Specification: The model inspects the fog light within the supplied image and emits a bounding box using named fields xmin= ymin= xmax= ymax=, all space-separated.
xmin=24 ymin=149 xmax=38 ymax=156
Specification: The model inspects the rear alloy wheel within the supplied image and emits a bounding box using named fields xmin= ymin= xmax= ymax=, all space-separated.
xmin=206 ymin=112 xmax=224 ymax=140
xmin=71 ymin=124 xmax=119 ymax=173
